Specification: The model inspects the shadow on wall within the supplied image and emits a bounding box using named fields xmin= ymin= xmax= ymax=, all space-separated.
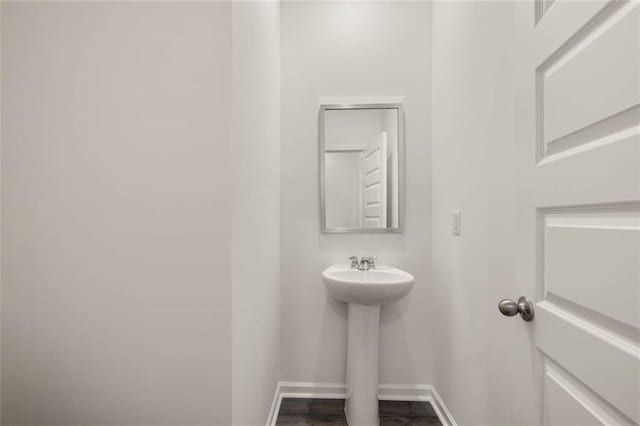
xmin=380 ymin=297 xmax=415 ymax=382
xmin=314 ymin=295 xmax=348 ymax=383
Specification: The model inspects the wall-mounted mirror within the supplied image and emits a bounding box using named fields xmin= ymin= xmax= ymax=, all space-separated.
xmin=320 ymin=103 xmax=403 ymax=233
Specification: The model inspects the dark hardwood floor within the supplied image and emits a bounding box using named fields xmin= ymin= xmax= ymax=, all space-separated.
xmin=275 ymin=398 xmax=442 ymax=425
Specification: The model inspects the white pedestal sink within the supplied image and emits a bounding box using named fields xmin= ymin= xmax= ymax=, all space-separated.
xmin=322 ymin=264 xmax=415 ymax=425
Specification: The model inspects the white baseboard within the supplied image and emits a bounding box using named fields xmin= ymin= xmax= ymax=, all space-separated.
xmin=266 ymin=381 xmax=456 ymax=426
xmin=378 ymin=384 xmax=456 ymax=426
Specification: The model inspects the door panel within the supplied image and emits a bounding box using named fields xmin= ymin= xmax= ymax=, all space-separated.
xmin=536 ymin=303 xmax=639 ymax=423
xmin=515 ymin=0 xmax=640 ymax=425
xmin=543 ymin=206 xmax=640 ymax=329
xmin=540 ymin=2 xmax=639 ymax=151
xmin=361 ymin=132 xmax=388 ymax=228
xmin=544 ymin=359 xmax=633 ymax=426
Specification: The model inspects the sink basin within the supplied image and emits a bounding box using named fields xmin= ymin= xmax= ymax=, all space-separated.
xmin=322 ymin=264 xmax=414 ymax=305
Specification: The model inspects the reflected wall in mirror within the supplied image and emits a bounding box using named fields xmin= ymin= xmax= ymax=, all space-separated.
xmin=320 ymin=104 xmax=403 ymax=233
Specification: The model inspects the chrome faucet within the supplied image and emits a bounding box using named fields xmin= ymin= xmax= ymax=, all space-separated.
xmin=349 ymin=256 xmax=380 ymax=270
xmin=359 ymin=256 xmax=377 ymax=270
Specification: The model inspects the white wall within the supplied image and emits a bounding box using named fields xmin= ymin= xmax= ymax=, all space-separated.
xmin=281 ymin=1 xmax=432 ymax=385
xmin=0 ymin=4 xmax=3 ymax=421
xmin=1 ymin=3 xmax=232 ymax=424
xmin=431 ymin=2 xmax=516 ymax=424
xmin=324 ymin=109 xmax=382 ymax=150
xmin=231 ymin=2 xmax=281 ymax=425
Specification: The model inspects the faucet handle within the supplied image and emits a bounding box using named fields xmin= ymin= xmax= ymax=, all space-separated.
xmin=349 ymin=256 xmax=359 ymax=268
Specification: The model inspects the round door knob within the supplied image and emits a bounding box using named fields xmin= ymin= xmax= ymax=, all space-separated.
xmin=498 ymin=296 xmax=534 ymax=321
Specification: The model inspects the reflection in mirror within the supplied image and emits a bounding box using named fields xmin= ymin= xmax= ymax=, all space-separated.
xmin=320 ymin=105 xmax=402 ymax=233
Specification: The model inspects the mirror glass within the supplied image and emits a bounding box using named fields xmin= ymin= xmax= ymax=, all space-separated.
xmin=320 ymin=105 xmax=402 ymax=233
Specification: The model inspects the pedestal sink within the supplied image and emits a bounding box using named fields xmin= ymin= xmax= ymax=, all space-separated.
xmin=322 ymin=264 xmax=414 ymax=425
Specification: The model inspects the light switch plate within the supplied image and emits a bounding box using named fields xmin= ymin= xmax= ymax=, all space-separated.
xmin=452 ymin=210 xmax=461 ymax=236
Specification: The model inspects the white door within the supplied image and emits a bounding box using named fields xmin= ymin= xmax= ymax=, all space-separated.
xmin=511 ymin=1 xmax=640 ymax=424
xmin=361 ymin=132 xmax=388 ymax=228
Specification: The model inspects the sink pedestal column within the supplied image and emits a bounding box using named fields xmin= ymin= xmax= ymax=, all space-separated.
xmin=345 ymin=303 xmax=380 ymax=426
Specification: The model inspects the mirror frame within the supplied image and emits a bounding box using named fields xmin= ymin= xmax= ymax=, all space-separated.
xmin=319 ymin=103 xmax=405 ymax=234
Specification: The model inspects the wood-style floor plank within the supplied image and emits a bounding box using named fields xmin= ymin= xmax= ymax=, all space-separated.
xmin=275 ymin=398 xmax=442 ymax=425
